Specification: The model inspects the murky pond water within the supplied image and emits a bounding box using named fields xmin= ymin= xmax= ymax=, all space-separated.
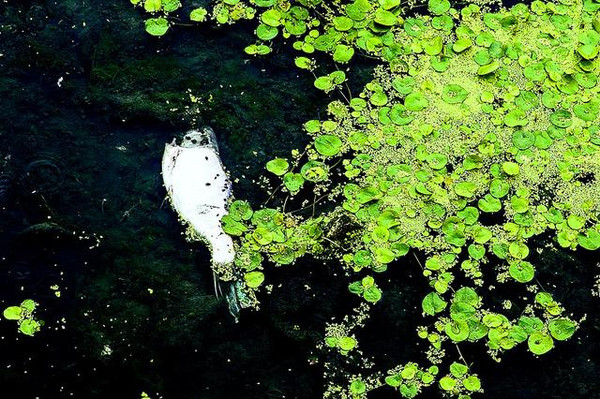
xmin=1 ymin=1 xmax=599 ymax=398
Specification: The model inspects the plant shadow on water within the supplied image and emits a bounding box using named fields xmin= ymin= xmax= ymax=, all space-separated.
xmin=1 ymin=0 xmax=600 ymax=398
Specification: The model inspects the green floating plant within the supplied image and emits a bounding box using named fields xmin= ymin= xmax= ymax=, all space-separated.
xmin=132 ymin=0 xmax=600 ymax=397
xmin=3 ymin=299 xmax=42 ymax=336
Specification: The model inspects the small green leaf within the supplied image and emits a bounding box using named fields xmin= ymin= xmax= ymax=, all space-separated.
xmin=463 ymin=375 xmax=481 ymax=392
xmin=283 ymin=173 xmax=304 ymax=193
xmin=573 ymin=101 xmax=599 ymax=121
xmin=338 ymin=336 xmax=357 ymax=351
xmin=445 ymin=320 xmax=469 ymax=341
xmin=314 ymin=76 xmax=333 ymax=91
xmin=502 ymin=162 xmax=520 ymax=176
xmin=333 ymin=44 xmax=355 ymax=63
xmin=528 ymin=331 xmax=554 ymax=355
xmin=422 ymin=292 xmax=447 ymax=315
xmin=426 ymin=153 xmax=447 ymax=170
xmin=190 ymin=7 xmax=208 ymax=22
xmin=452 ymin=38 xmax=472 ymax=53
xmin=504 ymin=109 xmax=528 ymax=127
xmin=315 ymin=135 xmax=343 ymax=157
xmin=363 ymin=285 xmax=382 ymax=303
xmin=295 ymin=56 xmax=313 ymax=70
xmin=428 ymin=0 xmax=451 ymax=15
xmin=442 ymin=84 xmax=469 ymax=104
xmin=489 ymin=179 xmax=510 ymax=198
xmin=144 ymin=0 xmax=161 ymax=12
xmin=261 ymin=9 xmax=281 ymax=27
xmin=478 ymin=194 xmax=502 ymax=213
xmin=3 ymin=306 xmax=22 ymax=320
xmin=523 ymin=61 xmax=547 ymax=81
xmin=374 ymin=9 xmax=398 ymax=26
xmin=405 ymin=92 xmax=429 ymax=111
xmin=549 ymin=110 xmax=572 ymax=128
xmin=266 ymin=158 xmax=289 ymax=175
xmin=350 ymin=379 xmax=366 ymax=394
xmin=509 ymin=260 xmax=535 ymax=282
xmin=454 ymin=182 xmax=477 ymax=198
xmin=244 ymin=271 xmax=265 ymax=288
xmin=449 ymin=362 xmax=468 ymax=378
xmin=509 ymin=241 xmax=529 ymax=259
xmin=439 ymin=376 xmax=457 ymax=391
xmin=19 ymin=319 xmax=40 ymax=336
xmin=548 ymin=318 xmax=576 ymax=341
xmin=20 ymin=299 xmax=36 ymax=313
xmin=145 ymin=17 xmax=169 ymax=36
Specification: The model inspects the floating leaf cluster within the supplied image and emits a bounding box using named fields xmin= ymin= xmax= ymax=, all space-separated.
xmin=133 ymin=0 xmax=600 ymax=397
xmin=2 ymin=299 xmax=42 ymax=336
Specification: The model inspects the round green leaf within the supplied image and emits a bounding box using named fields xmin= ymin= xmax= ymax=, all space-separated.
xmin=338 ymin=336 xmax=357 ymax=351
xmin=315 ymin=135 xmax=343 ymax=157
xmin=445 ymin=320 xmax=469 ymax=342
xmin=454 ymin=181 xmax=477 ymax=198
xmin=490 ymin=179 xmax=510 ymax=198
xmin=261 ymin=9 xmax=281 ymax=27
xmin=450 ymin=362 xmax=468 ymax=378
xmin=145 ymin=17 xmax=170 ymax=36
xmin=478 ymin=194 xmax=502 ymax=213
xmin=548 ymin=318 xmax=576 ymax=341
xmin=422 ymin=292 xmax=447 ymax=315
xmin=221 ymin=215 xmax=248 ymax=236
xmin=190 ymin=7 xmax=208 ymax=22
xmin=20 ymin=299 xmax=36 ymax=313
xmin=573 ymin=101 xmax=599 ymax=121
xmin=364 ymin=285 xmax=382 ymax=303
xmin=452 ymin=38 xmax=472 ymax=53
xmin=528 ymin=331 xmax=554 ymax=355
xmin=333 ymin=44 xmax=355 ymax=63
xmin=509 ymin=241 xmax=529 ymax=259
xmin=428 ymin=0 xmax=451 ymax=15
xmin=370 ymin=91 xmax=388 ymax=106
xmin=266 ymin=158 xmax=289 ymax=175
xmin=502 ymin=162 xmax=520 ymax=176
xmin=504 ymin=109 xmax=528 ymax=127
xmin=350 ymin=380 xmax=366 ymax=394
xmin=463 ymin=375 xmax=481 ymax=392
xmin=256 ymin=24 xmax=278 ymax=40
xmin=314 ymin=76 xmax=333 ymax=91
xmin=390 ymin=104 xmax=414 ymax=125
xmin=333 ymin=16 xmax=354 ymax=31
xmin=550 ymin=110 xmax=572 ymax=128
xmin=512 ymin=130 xmax=535 ymax=149
xmin=477 ymin=60 xmax=500 ymax=75
xmin=442 ymin=84 xmax=469 ymax=104
xmin=284 ymin=172 xmax=304 ymax=193
xmin=374 ymin=9 xmax=398 ymax=26
xmin=523 ymin=61 xmax=547 ymax=81
xmin=19 ymin=319 xmax=40 ymax=336
xmin=3 ymin=306 xmax=22 ymax=320
xmin=426 ymin=153 xmax=447 ymax=170
xmin=405 ymin=92 xmax=429 ymax=111
xmin=244 ymin=271 xmax=265 ymax=288
xmin=509 ymin=260 xmax=535 ymax=282
xmin=144 ymin=0 xmax=161 ymax=12
xmin=439 ymin=376 xmax=456 ymax=391
xmin=301 ymin=160 xmax=327 ymax=182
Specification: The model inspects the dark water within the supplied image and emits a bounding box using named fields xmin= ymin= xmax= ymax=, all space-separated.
xmin=0 ymin=1 xmax=599 ymax=398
